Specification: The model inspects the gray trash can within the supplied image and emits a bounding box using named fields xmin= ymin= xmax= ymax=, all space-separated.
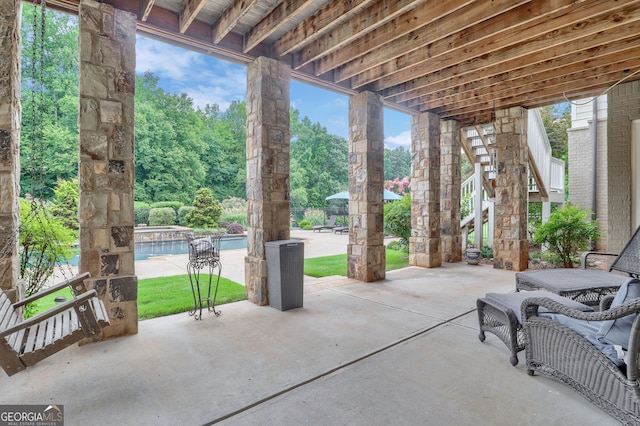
xmin=266 ymin=240 xmax=304 ymax=311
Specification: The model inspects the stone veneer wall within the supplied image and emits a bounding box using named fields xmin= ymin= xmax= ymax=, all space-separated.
xmin=0 ymin=0 xmax=22 ymax=303
xmin=440 ymin=119 xmax=462 ymax=263
xmin=245 ymin=57 xmax=291 ymax=305
xmin=409 ymin=112 xmax=441 ymax=268
xmin=78 ymin=0 xmax=137 ymax=338
xmin=348 ymin=92 xmax=385 ymax=281
xmin=607 ymin=80 xmax=640 ymax=252
xmin=493 ymin=107 xmax=528 ymax=271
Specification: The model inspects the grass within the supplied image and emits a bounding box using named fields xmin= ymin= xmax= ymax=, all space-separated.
xmin=304 ymin=248 xmax=409 ymax=278
xmin=29 ymin=275 xmax=246 ymax=321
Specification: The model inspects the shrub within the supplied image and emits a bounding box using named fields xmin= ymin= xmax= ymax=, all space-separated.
xmin=185 ymin=188 xmax=222 ymax=229
xmin=177 ymin=206 xmax=194 ymax=226
xmin=480 ymin=246 xmax=493 ymax=259
xmin=220 ymin=213 xmax=247 ymax=227
xmin=50 ymin=178 xmax=79 ymax=231
xmin=532 ymin=204 xmax=598 ymax=268
xmin=148 ymin=207 xmax=177 ymax=226
xmin=135 ymin=204 xmax=151 ymax=226
xmin=386 ymin=240 xmax=406 ymax=252
xmin=151 ymin=201 xmax=183 ymax=211
xmin=225 ymin=223 xmax=245 ymax=235
xmin=298 ymin=219 xmax=311 ymax=229
xmin=220 ymin=197 xmax=247 ymax=216
xmin=303 ymin=208 xmax=326 ymax=226
xmin=384 ymin=195 xmax=411 ymax=248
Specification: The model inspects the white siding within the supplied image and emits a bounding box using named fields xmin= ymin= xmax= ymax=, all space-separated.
xmin=571 ymin=95 xmax=607 ymax=128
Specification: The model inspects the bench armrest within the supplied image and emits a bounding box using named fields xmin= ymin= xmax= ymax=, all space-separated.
xmin=12 ymin=272 xmax=91 ymax=309
xmin=580 ymin=251 xmax=619 ymax=269
xmin=0 ymin=290 xmax=98 ymax=338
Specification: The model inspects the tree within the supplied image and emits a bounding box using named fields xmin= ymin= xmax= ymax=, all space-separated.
xmin=539 ymin=103 xmax=571 ymax=161
xmin=19 ymin=200 xmax=75 ymax=296
xmin=533 ymin=204 xmax=599 ymax=268
xmin=50 ymin=178 xmax=79 ymax=231
xmin=185 ymin=188 xmax=222 ymax=229
xmin=384 ymin=147 xmax=411 ymax=181
xmin=383 ymin=195 xmax=411 ymax=250
xmin=20 ymin=5 xmax=80 ymax=198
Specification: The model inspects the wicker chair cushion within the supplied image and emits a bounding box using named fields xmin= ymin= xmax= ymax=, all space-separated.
xmin=596 ymin=278 xmax=640 ymax=350
xmin=486 ymin=291 xmax=592 ymax=324
xmin=540 ymin=313 xmax=625 ymax=367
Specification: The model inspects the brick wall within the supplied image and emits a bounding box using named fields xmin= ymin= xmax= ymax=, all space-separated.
xmin=607 ymin=81 xmax=640 ymax=253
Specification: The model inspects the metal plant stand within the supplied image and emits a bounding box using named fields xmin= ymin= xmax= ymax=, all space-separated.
xmin=187 ymin=234 xmax=223 ymax=320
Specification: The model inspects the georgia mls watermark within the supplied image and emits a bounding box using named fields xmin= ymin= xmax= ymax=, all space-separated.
xmin=0 ymin=405 xmax=63 ymax=426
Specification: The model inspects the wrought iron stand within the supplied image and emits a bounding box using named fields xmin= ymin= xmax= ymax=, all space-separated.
xmin=187 ymin=234 xmax=223 ymax=320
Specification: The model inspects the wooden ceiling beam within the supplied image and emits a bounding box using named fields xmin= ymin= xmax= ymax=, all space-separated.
xmin=434 ymin=71 xmax=631 ymax=118
xmin=347 ymin=0 xmax=581 ymax=87
xmin=376 ymin=1 xmax=640 ymax=98
xmin=179 ymin=0 xmax=207 ymax=34
xmin=141 ymin=0 xmax=156 ymax=22
xmin=244 ymin=0 xmax=315 ymax=53
xmin=405 ymin=40 xmax=640 ymax=109
xmin=417 ymin=57 xmax=640 ymax=113
xmin=293 ymin=0 xmax=422 ymax=70
xmin=212 ymin=0 xmax=260 ymax=44
xmin=273 ymin=0 xmax=375 ymax=57
xmin=330 ymin=0 xmax=523 ymax=82
xmin=369 ymin=0 xmax=640 ymax=92
xmin=386 ymin=34 xmax=640 ymax=104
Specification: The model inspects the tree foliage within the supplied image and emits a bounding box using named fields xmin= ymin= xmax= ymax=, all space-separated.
xmin=185 ymin=188 xmax=222 ymax=229
xmin=50 ymin=178 xmax=79 ymax=231
xmin=532 ymin=204 xmax=598 ymax=268
xmin=383 ymin=195 xmax=412 ymax=250
xmin=539 ymin=103 xmax=571 ymax=161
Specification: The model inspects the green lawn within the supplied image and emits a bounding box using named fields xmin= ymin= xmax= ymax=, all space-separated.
xmin=29 ymin=275 xmax=246 ymax=320
xmin=304 ymin=249 xmax=409 ymax=278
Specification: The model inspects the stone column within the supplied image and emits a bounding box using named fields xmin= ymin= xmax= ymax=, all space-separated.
xmin=0 ymin=0 xmax=22 ymax=303
xmin=410 ymin=112 xmax=441 ymax=268
xmin=493 ymin=107 xmax=529 ymax=271
xmin=245 ymin=57 xmax=291 ymax=305
xmin=440 ymin=119 xmax=462 ymax=263
xmin=348 ymin=91 xmax=385 ymax=282
xmin=78 ymin=0 xmax=137 ymax=338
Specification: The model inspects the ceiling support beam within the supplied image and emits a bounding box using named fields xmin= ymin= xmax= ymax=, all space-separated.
xmin=179 ymin=0 xmax=207 ymax=34
xmin=244 ymin=0 xmax=315 ymax=53
xmin=213 ymin=0 xmax=260 ymax=44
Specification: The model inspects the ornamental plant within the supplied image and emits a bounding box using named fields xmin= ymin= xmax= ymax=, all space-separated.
xmin=185 ymin=188 xmax=222 ymax=229
xmin=532 ymin=204 xmax=599 ymax=268
xmin=383 ymin=194 xmax=411 ymax=251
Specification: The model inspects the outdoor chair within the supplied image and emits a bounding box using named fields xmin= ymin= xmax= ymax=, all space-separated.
xmin=515 ymin=225 xmax=640 ymax=307
xmin=0 ymin=272 xmax=109 ymax=376
xmin=522 ymin=278 xmax=640 ymax=423
xmin=313 ymin=215 xmax=338 ymax=232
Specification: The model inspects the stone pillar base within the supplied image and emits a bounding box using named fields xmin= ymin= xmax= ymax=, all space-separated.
xmin=493 ymin=239 xmax=529 ymax=271
xmin=409 ymin=236 xmax=442 ymax=268
xmin=441 ymin=235 xmax=462 ymax=263
xmin=348 ymin=244 xmax=385 ymax=282
xmin=245 ymin=255 xmax=268 ymax=305
xmin=88 ymin=275 xmax=138 ymax=339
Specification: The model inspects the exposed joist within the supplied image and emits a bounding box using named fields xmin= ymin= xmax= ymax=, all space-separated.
xmin=421 ymin=57 xmax=640 ymax=115
xmin=436 ymin=70 xmax=633 ymax=118
xmin=406 ymin=41 xmax=640 ymax=109
xmin=179 ymin=0 xmax=207 ymax=34
xmin=141 ymin=0 xmax=156 ymax=22
xmin=372 ymin=0 xmax=640 ymax=93
xmin=293 ymin=0 xmax=422 ymax=70
xmin=385 ymin=34 xmax=640 ymax=104
xmin=213 ymin=0 xmax=261 ymax=44
xmin=325 ymin=0 xmax=506 ymax=81
xmin=344 ymin=0 xmax=573 ymax=86
xmin=273 ymin=0 xmax=376 ymax=57
xmin=244 ymin=0 xmax=315 ymax=53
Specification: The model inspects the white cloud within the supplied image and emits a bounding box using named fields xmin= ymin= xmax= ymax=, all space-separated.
xmin=385 ymin=130 xmax=411 ymax=148
xmin=136 ymin=36 xmax=247 ymax=111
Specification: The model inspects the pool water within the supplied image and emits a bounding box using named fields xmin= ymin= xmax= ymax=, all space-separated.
xmin=68 ymin=236 xmax=247 ymax=266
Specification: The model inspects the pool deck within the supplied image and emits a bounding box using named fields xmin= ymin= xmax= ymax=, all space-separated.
xmin=4 ymin=230 xmax=618 ymax=425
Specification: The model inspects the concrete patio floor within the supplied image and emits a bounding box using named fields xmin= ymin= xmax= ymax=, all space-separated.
xmin=0 ymin=232 xmax=619 ymax=425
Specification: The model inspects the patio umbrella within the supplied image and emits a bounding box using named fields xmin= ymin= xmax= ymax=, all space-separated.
xmin=325 ymin=190 xmax=402 ymax=201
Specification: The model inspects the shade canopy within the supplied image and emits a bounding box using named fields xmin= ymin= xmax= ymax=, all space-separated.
xmin=325 ymin=190 xmax=402 ymax=201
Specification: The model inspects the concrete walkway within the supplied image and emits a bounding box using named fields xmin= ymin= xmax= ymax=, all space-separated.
xmin=0 ymin=233 xmax=618 ymax=425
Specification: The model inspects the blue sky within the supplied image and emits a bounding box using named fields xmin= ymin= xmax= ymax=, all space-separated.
xmin=135 ymin=35 xmax=411 ymax=148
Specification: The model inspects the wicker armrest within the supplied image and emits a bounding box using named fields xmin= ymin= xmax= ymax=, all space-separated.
xmin=523 ymin=296 xmax=640 ymax=322
xmin=580 ymin=251 xmax=619 ymax=269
